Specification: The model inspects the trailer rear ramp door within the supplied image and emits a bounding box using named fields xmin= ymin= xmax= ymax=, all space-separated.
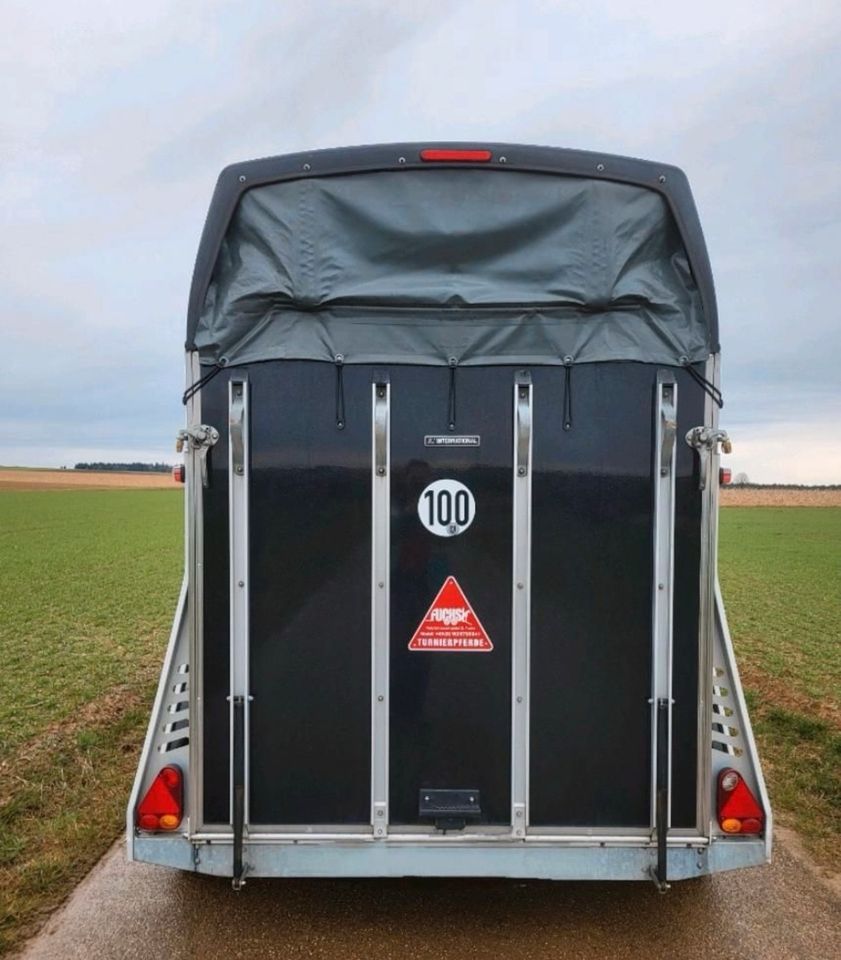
xmin=129 ymin=143 xmax=771 ymax=886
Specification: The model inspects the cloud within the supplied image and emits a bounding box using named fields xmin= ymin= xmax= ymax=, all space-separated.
xmin=1 ymin=0 xmax=839 ymax=479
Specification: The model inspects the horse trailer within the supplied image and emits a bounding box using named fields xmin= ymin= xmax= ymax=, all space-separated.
xmin=128 ymin=143 xmax=771 ymax=889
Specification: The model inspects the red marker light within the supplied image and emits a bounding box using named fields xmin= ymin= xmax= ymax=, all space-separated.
xmin=173 ymin=465 xmax=185 ymax=484
xmin=719 ymin=467 xmax=732 ymax=485
xmin=137 ymin=765 xmax=183 ymax=832
xmin=419 ymin=149 xmax=493 ymax=163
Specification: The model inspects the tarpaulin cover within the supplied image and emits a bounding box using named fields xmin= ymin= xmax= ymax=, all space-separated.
xmin=193 ymin=170 xmax=710 ymax=368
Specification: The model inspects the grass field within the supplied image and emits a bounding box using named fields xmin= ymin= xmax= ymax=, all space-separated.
xmin=718 ymin=508 xmax=841 ymax=864
xmin=0 ymin=489 xmax=183 ymax=953
xmin=0 ymin=490 xmax=838 ymax=952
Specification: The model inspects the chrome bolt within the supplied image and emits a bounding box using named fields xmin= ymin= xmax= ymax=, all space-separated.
xmin=377 ymin=695 xmax=384 ymax=702
xmin=238 ymin=175 xmax=246 ymax=183
xmin=518 ymin=466 xmax=526 ymax=476
xmin=499 ymin=156 xmax=507 ymax=163
xmin=596 ymin=163 xmax=605 ymax=172
xmin=658 ymin=174 xmax=667 ymax=183
xmin=303 ymin=163 xmax=311 ymax=171
xmin=238 ymin=580 xmax=244 ymax=588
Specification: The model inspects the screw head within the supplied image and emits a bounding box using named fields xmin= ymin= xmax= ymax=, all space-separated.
xmin=499 ymin=156 xmax=507 ymax=164
xmin=302 ymin=162 xmax=311 ymax=171
xmin=596 ymin=163 xmax=605 ymax=172
xmin=238 ymin=175 xmax=246 ymax=183
xmin=517 ymin=466 xmax=526 ymax=476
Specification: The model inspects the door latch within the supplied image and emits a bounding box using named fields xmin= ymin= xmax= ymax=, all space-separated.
xmin=176 ymin=424 xmax=219 ymax=488
xmin=685 ymin=426 xmax=731 ymax=491
xmin=515 ymin=371 xmax=532 ymax=478
xmin=659 ymin=383 xmax=677 ymax=475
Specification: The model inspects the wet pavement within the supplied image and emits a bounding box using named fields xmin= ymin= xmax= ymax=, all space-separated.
xmin=18 ymin=833 xmax=840 ymax=960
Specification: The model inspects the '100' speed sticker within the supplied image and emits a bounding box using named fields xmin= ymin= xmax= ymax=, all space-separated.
xmin=417 ymin=479 xmax=475 ymax=537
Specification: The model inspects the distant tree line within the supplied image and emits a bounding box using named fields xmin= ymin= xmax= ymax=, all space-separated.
xmin=74 ymin=462 xmax=173 ymax=473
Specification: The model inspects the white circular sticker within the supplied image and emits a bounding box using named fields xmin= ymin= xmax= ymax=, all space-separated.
xmin=417 ymin=479 xmax=476 ymax=537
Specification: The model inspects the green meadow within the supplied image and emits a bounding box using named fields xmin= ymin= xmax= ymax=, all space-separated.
xmin=0 ymin=491 xmax=838 ymax=952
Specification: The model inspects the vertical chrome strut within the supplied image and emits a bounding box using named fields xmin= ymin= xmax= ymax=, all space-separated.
xmin=651 ymin=371 xmax=677 ymax=890
xmin=228 ymin=377 xmax=250 ymax=888
xmin=511 ymin=371 xmax=533 ymax=838
xmin=371 ymin=375 xmax=391 ymax=838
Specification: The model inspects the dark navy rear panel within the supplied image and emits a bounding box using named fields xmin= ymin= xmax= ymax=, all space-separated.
xmin=529 ymin=363 xmax=703 ymax=828
xmin=388 ymin=367 xmax=514 ymax=826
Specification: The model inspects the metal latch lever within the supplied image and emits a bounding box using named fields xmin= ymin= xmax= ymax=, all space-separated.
xmin=176 ymin=424 xmax=219 ymax=488
xmin=685 ymin=426 xmax=732 ymax=490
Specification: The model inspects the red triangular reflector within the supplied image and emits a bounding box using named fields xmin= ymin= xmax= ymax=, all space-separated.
xmin=137 ymin=765 xmax=183 ymax=824
xmin=719 ymin=778 xmax=763 ymax=821
xmin=408 ymin=576 xmax=493 ymax=652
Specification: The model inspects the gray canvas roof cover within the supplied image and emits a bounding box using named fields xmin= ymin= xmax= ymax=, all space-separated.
xmin=193 ymin=164 xmax=713 ymax=368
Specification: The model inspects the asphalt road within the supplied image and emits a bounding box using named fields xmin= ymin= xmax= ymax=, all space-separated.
xmin=19 ymin=833 xmax=840 ymax=960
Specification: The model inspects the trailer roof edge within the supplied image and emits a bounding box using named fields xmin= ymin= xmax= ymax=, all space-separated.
xmin=185 ymin=142 xmax=719 ymax=353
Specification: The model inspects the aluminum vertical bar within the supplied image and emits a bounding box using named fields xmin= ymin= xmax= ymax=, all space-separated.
xmin=650 ymin=372 xmax=677 ymax=881
xmin=511 ymin=371 xmax=533 ymax=838
xmin=185 ymin=351 xmax=204 ymax=834
xmin=228 ymin=378 xmax=250 ymax=881
xmin=697 ymin=354 xmax=718 ymax=837
xmin=371 ymin=376 xmax=391 ymax=838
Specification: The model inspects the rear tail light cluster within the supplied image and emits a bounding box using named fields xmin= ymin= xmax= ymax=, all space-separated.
xmin=717 ymin=767 xmax=763 ymax=835
xmin=137 ymin=765 xmax=183 ymax=832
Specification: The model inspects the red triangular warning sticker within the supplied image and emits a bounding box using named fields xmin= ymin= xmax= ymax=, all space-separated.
xmin=408 ymin=576 xmax=493 ymax=652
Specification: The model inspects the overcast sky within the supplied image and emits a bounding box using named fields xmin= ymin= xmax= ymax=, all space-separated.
xmin=2 ymin=0 xmax=839 ymax=481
